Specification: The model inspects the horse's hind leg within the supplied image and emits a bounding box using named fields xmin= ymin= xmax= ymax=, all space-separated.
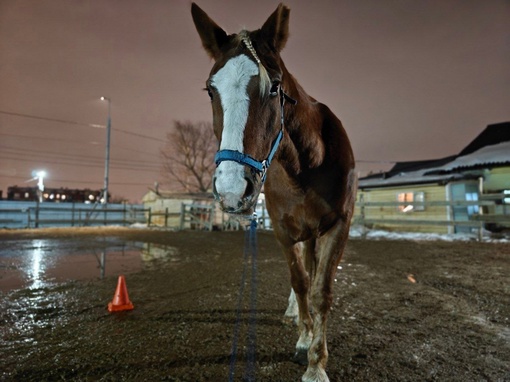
xmin=302 ymin=220 xmax=350 ymax=382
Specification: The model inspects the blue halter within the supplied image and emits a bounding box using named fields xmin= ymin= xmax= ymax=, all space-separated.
xmin=214 ymin=88 xmax=297 ymax=182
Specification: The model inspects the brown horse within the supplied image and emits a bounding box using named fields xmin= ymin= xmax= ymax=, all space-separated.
xmin=192 ymin=3 xmax=357 ymax=381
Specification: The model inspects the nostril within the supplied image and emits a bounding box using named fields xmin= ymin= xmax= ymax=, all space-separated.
xmin=212 ymin=177 xmax=221 ymax=200
xmin=243 ymin=177 xmax=255 ymax=199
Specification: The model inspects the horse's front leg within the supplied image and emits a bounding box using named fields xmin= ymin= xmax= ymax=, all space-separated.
xmin=302 ymin=221 xmax=350 ymax=382
xmin=282 ymin=242 xmax=314 ymax=365
xmin=284 ymin=288 xmax=299 ymax=324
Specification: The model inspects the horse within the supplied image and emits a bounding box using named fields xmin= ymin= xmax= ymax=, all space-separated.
xmin=191 ymin=3 xmax=357 ymax=381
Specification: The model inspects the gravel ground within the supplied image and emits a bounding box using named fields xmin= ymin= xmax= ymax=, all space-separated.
xmin=1 ymin=227 xmax=509 ymax=381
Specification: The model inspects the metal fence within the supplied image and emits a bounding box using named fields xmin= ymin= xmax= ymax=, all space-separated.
xmin=0 ymin=201 xmax=146 ymax=229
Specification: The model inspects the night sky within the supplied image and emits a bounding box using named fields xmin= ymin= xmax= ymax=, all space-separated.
xmin=1 ymin=0 xmax=508 ymax=202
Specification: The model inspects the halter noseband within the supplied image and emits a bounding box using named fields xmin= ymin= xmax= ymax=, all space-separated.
xmin=214 ymin=34 xmax=297 ymax=183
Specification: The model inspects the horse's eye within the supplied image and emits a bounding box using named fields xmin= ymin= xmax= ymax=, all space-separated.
xmin=270 ymin=82 xmax=279 ymax=97
xmin=206 ymin=88 xmax=214 ymax=100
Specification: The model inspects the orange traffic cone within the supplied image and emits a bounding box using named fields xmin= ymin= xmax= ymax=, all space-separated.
xmin=108 ymin=275 xmax=134 ymax=312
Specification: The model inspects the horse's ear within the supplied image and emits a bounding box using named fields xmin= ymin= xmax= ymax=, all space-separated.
xmin=191 ymin=3 xmax=228 ymax=60
xmin=260 ymin=3 xmax=290 ymax=52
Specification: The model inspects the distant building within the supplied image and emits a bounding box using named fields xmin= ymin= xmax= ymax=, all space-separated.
xmin=142 ymin=189 xmax=271 ymax=230
xmin=356 ymin=122 xmax=510 ymax=234
xmin=6 ymin=186 xmax=107 ymax=203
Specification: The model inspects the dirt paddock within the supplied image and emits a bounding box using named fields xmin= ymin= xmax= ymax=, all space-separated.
xmin=1 ymin=228 xmax=509 ymax=381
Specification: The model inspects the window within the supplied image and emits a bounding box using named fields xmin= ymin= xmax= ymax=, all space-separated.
xmin=397 ymin=191 xmax=425 ymax=212
xmin=504 ymin=190 xmax=510 ymax=205
xmin=465 ymin=192 xmax=479 ymax=215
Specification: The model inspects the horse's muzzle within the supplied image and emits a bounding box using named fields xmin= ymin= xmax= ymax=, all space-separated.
xmin=213 ymin=171 xmax=260 ymax=214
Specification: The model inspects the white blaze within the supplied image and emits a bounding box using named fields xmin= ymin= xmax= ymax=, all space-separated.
xmin=211 ymin=54 xmax=258 ymax=203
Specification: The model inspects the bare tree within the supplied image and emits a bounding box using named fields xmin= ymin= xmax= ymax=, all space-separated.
xmin=161 ymin=121 xmax=217 ymax=193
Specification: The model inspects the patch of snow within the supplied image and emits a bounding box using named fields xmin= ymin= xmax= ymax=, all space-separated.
xmin=349 ymin=226 xmax=509 ymax=243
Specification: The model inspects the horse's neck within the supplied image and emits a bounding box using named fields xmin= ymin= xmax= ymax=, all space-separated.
xmin=279 ymin=74 xmax=325 ymax=175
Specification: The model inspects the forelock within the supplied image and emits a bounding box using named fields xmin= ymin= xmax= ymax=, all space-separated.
xmin=236 ymin=30 xmax=271 ymax=97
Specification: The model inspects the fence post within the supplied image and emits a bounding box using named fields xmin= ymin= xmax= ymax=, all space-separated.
xmin=359 ymin=193 xmax=367 ymax=239
xmin=71 ymin=203 xmax=75 ymax=227
xmin=165 ymin=207 xmax=169 ymax=228
xmin=180 ymin=203 xmax=185 ymax=230
xmin=209 ymin=203 xmax=214 ymax=231
xmin=35 ymin=199 xmax=40 ymax=228
xmin=147 ymin=208 xmax=152 ymax=227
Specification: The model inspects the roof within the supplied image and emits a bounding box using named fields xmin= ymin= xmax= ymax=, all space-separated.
xmin=458 ymin=122 xmax=510 ymax=156
xmin=425 ymin=141 xmax=510 ymax=175
xmin=359 ymin=122 xmax=510 ymax=189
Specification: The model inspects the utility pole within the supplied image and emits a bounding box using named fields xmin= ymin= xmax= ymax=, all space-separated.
xmin=100 ymin=96 xmax=111 ymax=205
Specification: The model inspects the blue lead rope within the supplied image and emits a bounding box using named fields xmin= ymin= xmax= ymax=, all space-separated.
xmin=228 ymin=214 xmax=258 ymax=382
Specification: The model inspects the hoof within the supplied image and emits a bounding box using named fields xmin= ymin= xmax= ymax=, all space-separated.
xmin=292 ymin=348 xmax=308 ymax=366
xmin=302 ymin=366 xmax=329 ymax=382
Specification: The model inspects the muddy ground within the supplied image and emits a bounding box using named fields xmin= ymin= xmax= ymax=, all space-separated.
xmin=1 ymin=227 xmax=509 ymax=381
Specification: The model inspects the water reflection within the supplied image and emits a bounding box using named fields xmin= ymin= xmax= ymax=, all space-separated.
xmin=141 ymin=243 xmax=179 ymax=266
xmin=0 ymin=240 xmax=180 ymax=293
xmin=29 ymin=240 xmax=45 ymax=289
xmin=0 ymin=240 xmax=182 ymax=350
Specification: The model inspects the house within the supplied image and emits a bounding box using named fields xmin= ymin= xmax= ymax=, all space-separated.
xmin=142 ymin=189 xmax=218 ymax=229
xmin=356 ymin=122 xmax=510 ymax=234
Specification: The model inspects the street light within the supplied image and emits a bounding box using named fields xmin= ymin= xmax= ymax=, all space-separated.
xmin=35 ymin=170 xmax=46 ymax=191
xmin=32 ymin=170 xmax=46 ymax=202
xmin=100 ymin=96 xmax=111 ymax=205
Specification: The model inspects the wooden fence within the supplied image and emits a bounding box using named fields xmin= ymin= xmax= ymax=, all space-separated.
xmin=3 ymin=196 xmax=507 ymax=240
xmin=353 ymin=193 xmax=510 ymax=241
xmin=146 ymin=200 xmax=272 ymax=231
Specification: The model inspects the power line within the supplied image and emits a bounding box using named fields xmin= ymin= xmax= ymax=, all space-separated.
xmin=0 ymin=154 xmax=161 ymax=172
xmin=356 ymin=160 xmax=396 ymax=164
xmin=0 ymin=110 xmax=104 ymax=128
xmin=0 ymin=132 xmax=162 ymax=159
xmin=1 ymin=174 xmax=154 ymax=186
xmin=0 ymin=111 xmax=399 ymax=165
xmin=0 ymin=110 xmax=164 ymax=142
xmin=0 ymin=144 xmax=160 ymax=168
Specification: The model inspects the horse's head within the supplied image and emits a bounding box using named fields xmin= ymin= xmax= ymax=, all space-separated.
xmin=192 ymin=3 xmax=291 ymax=214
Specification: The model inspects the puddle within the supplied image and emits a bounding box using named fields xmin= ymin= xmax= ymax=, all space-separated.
xmin=0 ymin=239 xmax=179 ymax=293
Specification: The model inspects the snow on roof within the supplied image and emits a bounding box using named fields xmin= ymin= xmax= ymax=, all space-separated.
xmin=359 ymin=141 xmax=510 ymax=189
xmin=428 ymin=141 xmax=510 ymax=173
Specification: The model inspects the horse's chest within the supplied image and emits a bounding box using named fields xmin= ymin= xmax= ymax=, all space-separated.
xmin=265 ymin=185 xmax=336 ymax=241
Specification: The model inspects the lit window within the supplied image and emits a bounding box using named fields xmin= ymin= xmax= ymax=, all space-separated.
xmin=397 ymin=192 xmax=425 ymax=212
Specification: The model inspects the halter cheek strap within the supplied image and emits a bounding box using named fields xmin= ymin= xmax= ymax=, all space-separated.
xmin=214 ymin=88 xmax=297 ymax=182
